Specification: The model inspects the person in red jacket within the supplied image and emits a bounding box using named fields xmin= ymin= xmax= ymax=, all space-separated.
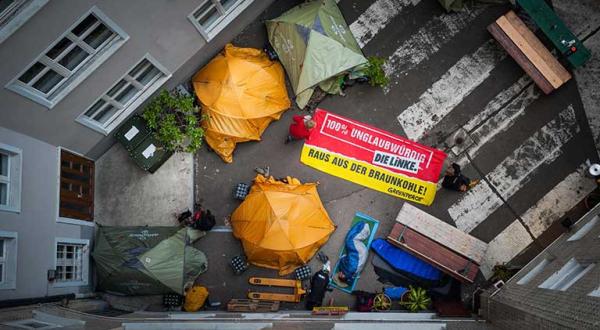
xmin=285 ymin=115 xmax=316 ymax=144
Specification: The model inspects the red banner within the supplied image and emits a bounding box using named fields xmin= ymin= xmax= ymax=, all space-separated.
xmin=301 ymin=109 xmax=447 ymax=205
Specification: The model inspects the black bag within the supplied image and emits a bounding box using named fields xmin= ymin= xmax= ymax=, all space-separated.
xmin=194 ymin=209 xmax=216 ymax=231
xmin=305 ymin=269 xmax=330 ymax=310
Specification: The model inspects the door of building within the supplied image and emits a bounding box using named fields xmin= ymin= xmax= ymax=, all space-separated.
xmin=59 ymin=150 xmax=94 ymax=221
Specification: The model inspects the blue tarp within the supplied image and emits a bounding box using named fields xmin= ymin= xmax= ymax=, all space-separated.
xmin=371 ymin=238 xmax=442 ymax=281
xmin=384 ymin=286 xmax=408 ymax=300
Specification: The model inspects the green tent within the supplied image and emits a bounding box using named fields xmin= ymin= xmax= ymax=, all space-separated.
xmin=92 ymin=226 xmax=207 ymax=295
xmin=266 ymin=0 xmax=368 ymax=108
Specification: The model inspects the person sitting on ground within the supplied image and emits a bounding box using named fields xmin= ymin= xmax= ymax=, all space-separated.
xmin=333 ymin=221 xmax=370 ymax=288
xmin=442 ymin=163 xmax=480 ymax=192
xmin=285 ymin=114 xmax=316 ymax=144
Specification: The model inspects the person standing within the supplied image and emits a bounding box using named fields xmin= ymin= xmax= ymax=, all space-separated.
xmin=442 ymin=163 xmax=480 ymax=192
xmin=285 ymin=115 xmax=316 ymax=143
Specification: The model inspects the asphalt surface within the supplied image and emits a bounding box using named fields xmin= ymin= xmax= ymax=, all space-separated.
xmin=193 ymin=0 xmax=600 ymax=310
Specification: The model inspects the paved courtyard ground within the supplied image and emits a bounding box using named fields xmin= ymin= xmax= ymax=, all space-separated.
xmin=95 ymin=0 xmax=600 ymax=311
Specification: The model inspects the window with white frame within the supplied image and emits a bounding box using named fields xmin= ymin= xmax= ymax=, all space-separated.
xmin=538 ymin=258 xmax=595 ymax=291
xmin=567 ymin=215 xmax=599 ymax=241
xmin=0 ymin=0 xmax=48 ymax=44
xmin=0 ymin=143 xmax=22 ymax=213
xmin=517 ymin=258 xmax=550 ymax=285
xmin=6 ymin=6 xmax=128 ymax=108
xmin=188 ymin=0 xmax=253 ymax=41
xmin=0 ymin=231 xmax=17 ymax=290
xmin=77 ymin=56 xmax=170 ymax=134
xmin=54 ymin=239 xmax=89 ymax=286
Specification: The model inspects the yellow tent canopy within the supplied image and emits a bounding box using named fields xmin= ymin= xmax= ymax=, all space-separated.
xmin=192 ymin=44 xmax=291 ymax=163
xmin=231 ymin=175 xmax=336 ymax=275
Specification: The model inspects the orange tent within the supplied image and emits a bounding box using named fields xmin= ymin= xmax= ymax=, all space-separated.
xmin=231 ymin=175 xmax=336 ymax=275
xmin=192 ymin=44 xmax=291 ymax=163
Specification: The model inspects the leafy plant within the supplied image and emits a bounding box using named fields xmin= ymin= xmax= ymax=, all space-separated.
xmin=365 ymin=56 xmax=389 ymax=88
xmin=142 ymin=90 xmax=204 ymax=153
xmin=491 ymin=264 xmax=518 ymax=282
xmin=400 ymin=286 xmax=431 ymax=312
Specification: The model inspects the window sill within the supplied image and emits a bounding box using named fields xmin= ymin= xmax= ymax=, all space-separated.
xmin=52 ymin=280 xmax=89 ymax=288
xmin=0 ymin=282 xmax=17 ymax=290
xmin=0 ymin=205 xmax=20 ymax=213
xmin=57 ymin=217 xmax=95 ymax=227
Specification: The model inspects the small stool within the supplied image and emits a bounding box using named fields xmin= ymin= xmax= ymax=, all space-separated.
xmin=163 ymin=293 xmax=183 ymax=307
xmin=231 ymin=255 xmax=249 ymax=275
xmin=234 ymin=183 xmax=250 ymax=200
xmin=294 ymin=265 xmax=311 ymax=280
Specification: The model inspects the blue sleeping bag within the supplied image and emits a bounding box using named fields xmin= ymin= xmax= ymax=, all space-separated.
xmin=338 ymin=221 xmax=370 ymax=283
xmin=371 ymin=238 xmax=442 ymax=281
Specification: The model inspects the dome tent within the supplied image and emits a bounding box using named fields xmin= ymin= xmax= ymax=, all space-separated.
xmin=192 ymin=44 xmax=290 ymax=163
xmin=92 ymin=226 xmax=207 ymax=295
xmin=266 ymin=0 xmax=368 ymax=108
xmin=231 ymin=175 xmax=336 ymax=275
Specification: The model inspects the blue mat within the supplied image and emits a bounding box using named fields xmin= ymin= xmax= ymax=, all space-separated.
xmin=330 ymin=212 xmax=379 ymax=294
xmin=371 ymin=238 xmax=442 ymax=281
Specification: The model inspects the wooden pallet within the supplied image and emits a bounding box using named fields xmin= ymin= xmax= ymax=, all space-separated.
xmin=226 ymin=299 xmax=280 ymax=312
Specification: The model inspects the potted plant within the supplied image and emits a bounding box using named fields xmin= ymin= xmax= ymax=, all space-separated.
xmin=142 ymin=90 xmax=205 ymax=153
xmin=364 ymin=56 xmax=390 ymax=88
xmin=400 ymin=286 xmax=431 ymax=312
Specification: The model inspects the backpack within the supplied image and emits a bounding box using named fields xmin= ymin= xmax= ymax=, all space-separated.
xmin=193 ymin=209 xmax=216 ymax=231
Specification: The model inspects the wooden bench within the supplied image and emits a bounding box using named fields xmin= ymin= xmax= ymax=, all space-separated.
xmin=488 ymin=11 xmax=571 ymax=94
xmin=386 ymin=204 xmax=488 ymax=283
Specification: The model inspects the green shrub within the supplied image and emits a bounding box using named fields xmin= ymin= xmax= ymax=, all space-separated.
xmin=142 ymin=90 xmax=204 ymax=153
xmin=401 ymin=286 xmax=431 ymax=312
xmin=365 ymin=56 xmax=389 ymax=88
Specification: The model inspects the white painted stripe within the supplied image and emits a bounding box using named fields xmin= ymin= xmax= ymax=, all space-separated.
xmin=479 ymin=163 xmax=595 ymax=278
xmin=462 ymin=75 xmax=532 ymax=132
xmin=436 ymin=79 xmax=540 ymax=191
xmin=383 ymin=6 xmax=486 ymax=93
xmin=349 ymin=0 xmax=421 ymax=48
xmin=522 ymin=163 xmax=596 ymax=237
xmin=479 ymin=220 xmax=533 ymax=279
xmin=466 ymin=84 xmax=540 ymax=157
xmin=449 ymin=105 xmax=579 ymax=233
xmin=397 ymin=40 xmax=506 ymax=141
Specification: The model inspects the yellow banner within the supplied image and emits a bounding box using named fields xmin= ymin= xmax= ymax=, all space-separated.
xmin=301 ymin=145 xmax=437 ymax=205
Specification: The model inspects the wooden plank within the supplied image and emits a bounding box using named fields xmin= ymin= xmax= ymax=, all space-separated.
xmin=60 ymin=177 xmax=89 ymax=189
xmin=504 ymin=11 xmax=571 ymax=83
xmin=60 ymin=166 xmax=90 ymax=177
xmin=388 ymin=224 xmax=479 ymax=283
xmin=395 ymin=203 xmax=487 ymax=264
xmin=496 ymin=15 xmax=564 ymax=88
xmin=59 ymin=193 xmax=93 ymax=206
xmin=488 ymin=22 xmax=554 ymax=94
xmin=61 ymin=150 xmax=94 ymax=166
xmin=59 ymin=207 xmax=92 ymax=221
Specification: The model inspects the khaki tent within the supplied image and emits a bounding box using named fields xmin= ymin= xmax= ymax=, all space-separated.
xmin=231 ymin=175 xmax=336 ymax=275
xmin=92 ymin=226 xmax=207 ymax=295
xmin=192 ymin=44 xmax=290 ymax=163
xmin=266 ymin=0 xmax=368 ymax=108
